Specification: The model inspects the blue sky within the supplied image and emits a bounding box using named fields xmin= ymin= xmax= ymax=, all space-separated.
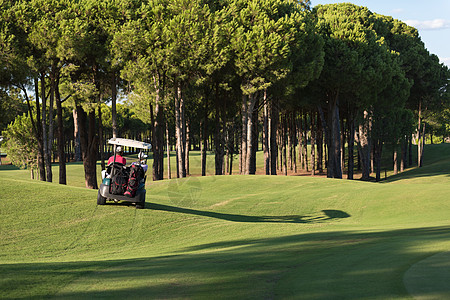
xmin=312 ymin=0 xmax=450 ymax=67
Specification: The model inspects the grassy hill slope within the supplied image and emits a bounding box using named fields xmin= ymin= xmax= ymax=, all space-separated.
xmin=1 ymin=144 xmax=450 ymax=299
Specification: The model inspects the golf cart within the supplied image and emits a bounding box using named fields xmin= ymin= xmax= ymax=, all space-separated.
xmin=97 ymin=138 xmax=151 ymax=209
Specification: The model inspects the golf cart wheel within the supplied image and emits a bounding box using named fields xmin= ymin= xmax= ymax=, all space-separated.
xmin=97 ymin=191 xmax=106 ymax=205
xmin=136 ymin=191 xmax=145 ymax=209
xmin=136 ymin=200 xmax=145 ymax=209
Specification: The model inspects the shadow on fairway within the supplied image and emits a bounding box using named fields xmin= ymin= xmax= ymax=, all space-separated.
xmin=322 ymin=209 xmax=351 ymax=219
xmin=383 ymin=162 xmax=450 ymax=183
xmin=4 ymin=226 xmax=450 ymax=299
xmin=382 ymin=144 xmax=450 ymax=183
xmin=148 ymin=203 xmax=350 ymax=224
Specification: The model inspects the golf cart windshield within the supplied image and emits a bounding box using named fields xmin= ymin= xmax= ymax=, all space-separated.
xmin=108 ymin=138 xmax=152 ymax=150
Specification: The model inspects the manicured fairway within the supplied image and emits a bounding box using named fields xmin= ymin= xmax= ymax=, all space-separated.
xmin=1 ymin=144 xmax=450 ymax=299
xmin=404 ymin=251 xmax=450 ymax=300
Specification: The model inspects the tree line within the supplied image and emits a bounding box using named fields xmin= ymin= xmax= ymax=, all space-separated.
xmin=1 ymin=0 xmax=449 ymax=188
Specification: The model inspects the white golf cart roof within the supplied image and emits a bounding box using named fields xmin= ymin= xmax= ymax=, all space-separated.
xmin=108 ymin=138 xmax=152 ymax=150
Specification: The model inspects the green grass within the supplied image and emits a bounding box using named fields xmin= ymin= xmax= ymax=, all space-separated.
xmin=404 ymin=251 xmax=450 ymax=299
xmin=1 ymin=144 xmax=450 ymax=299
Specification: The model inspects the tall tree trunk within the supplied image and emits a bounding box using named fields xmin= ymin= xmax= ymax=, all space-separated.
xmin=181 ymin=86 xmax=186 ymax=176
xmin=47 ymin=66 xmax=57 ymax=181
xmin=240 ymin=94 xmax=248 ymax=174
xmin=214 ymin=103 xmax=224 ymax=175
xmin=310 ymin=111 xmax=316 ymax=176
xmin=279 ymin=115 xmax=284 ymax=174
xmin=356 ymin=145 xmax=361 ymax=171
xmin=302 ymin=113 xmax=309 ymax=172
xmin=263 ymin=91 xmax=270 ymax=175
xmin=374 ymin=140 xmax=382 ymax=182
xmin=347 ymin=114 xmax=355 ymax=180
xmin=225 ymin=126 xmax=230 ymax=175
xmin=370 ymin=147 xmax=374 ymax=175
xmin=185 ymin=120 xmax=190 ymax=175
xmin=85 ymin=109 xmax=98 ymax=189
xmin=166 ymin=121 xmax=171 ymax=179
xmin=34 ymin=77 xmax=46 ymax=181
xmin=357 ymin=110 xmax=371 ymax=181
xmin=22 ymin=85 xmax=39 ymax=177
xmin=401 ymin=138 xmax=407 ymax=172
xmin=151 ymin=74 xmax=165 ymax=181
xmin=77 ymin=105 xmax=98 ymax=189
xmin=214 ymin=83 xmax=226 ymax=175
xmin=417 ymin=100 xmax=423 ymax=167
xmin=420 ymin=123 xmax=425 ymax=166
xmin=91 ymin=64 xmax=104 ymax=176
xmin=287 ymin=113 xmax=292 ymax=171
xmin=277 ymin=126 xmax=282 ymax=172
xmin=155 ymin=102 xmax=165 ymax=180
xmin=249 ymin=98 xmax=259 ymax=175
xmin=317 ymin=106 xmax=328 ymax=174
xmin=176 ymin=149 xmax=179 ymax=178
xmin=317 ymin=109 xmax=324 ymax=174
xmin=55 ymin=74 xmax=66 ymax=184
xmin=175 ymin=84 xmax=186 ymax=178
xmin=245 ymin=94 xmax=257 ymax=175
xmin=340 ymin=117 xmax=346 ymax=174
xmin=298 ymin=115 xmax=304 ymax=170
xmin=393 ymin=148 xmax=398 ymax=175
xmin=98 ymin=103 xmax=105 ymax=171
xmin=408 ymin=135 xmax=413 ymax=167
xmin=228 ymin=125 xmax=235 ymax=175
xmin=418 ymin=104 xmax=426 ymax=168
xmin=269 ymin=99 xmax=278 ymax=175
xmin=282 ymin=115 xmax=287 ymax=175
xmin=77 ymin=105 xmax=87 ymax=161
xmin=73 ymin=109 xmax=82 ymax=162
xmin=41 ymin=72 xmax=52 ymax=182
xmin=327 ymin=92 xmax=342 ymax=179
xmin=150 ymin=96 xmax=156 ymax=179
xmin=292 ymin=113 xmax=297 ymax=173
xmin=111 ymin=71 xmax=118 ymax=138
xmin=201 ymin=99 xmax=208 ymax=176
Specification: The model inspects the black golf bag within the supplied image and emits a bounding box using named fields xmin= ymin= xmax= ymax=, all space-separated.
xmin=125 ymin=164 xmax=145 ymax=197
xmin=110 ymin=163 xmax=129 ymax=195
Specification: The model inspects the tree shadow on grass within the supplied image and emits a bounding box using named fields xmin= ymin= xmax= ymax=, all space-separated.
xmin=2 ymin=226 xmax=450 ymax=299
xmin=383 ymin=154 xmax=450 ymax=183
xmin=147 ymin=203 xmax=350 ymax=224
xmin=322 ymin=209 xmax=351 ymax=219
xmin=383 ymin=165 xmax=450 ymax=183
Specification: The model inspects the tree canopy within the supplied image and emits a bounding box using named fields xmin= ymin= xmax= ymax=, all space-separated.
xmin=1 ymin=0 xmax=449 ymax=184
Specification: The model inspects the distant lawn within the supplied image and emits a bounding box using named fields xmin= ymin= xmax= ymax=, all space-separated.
xmin=1 ymin=143 xmax=449 ymax=299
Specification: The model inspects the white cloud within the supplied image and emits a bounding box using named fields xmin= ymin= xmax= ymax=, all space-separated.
xmin=405 ymin=19 xmax=450 ymax=30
